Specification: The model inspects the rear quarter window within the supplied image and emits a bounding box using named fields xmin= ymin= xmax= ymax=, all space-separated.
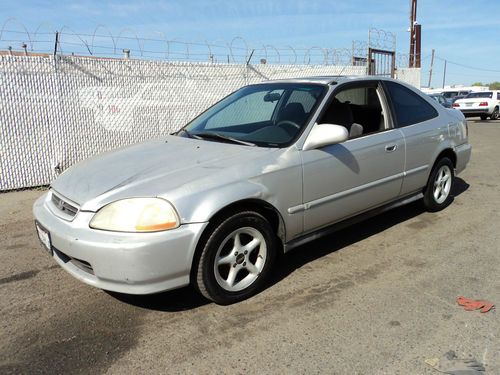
xmin=385 ymin=81 xmax=438 ymax=127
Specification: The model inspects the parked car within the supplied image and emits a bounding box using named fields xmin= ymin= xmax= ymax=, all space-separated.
xmin=453 ymin=91 xmax=500 ymax=120
xmin=451 ymin=95 xmax=468 ymax=104
xmin=428 ymin=93 xmax=452 ymax=108
xmin=34 ymin=76 xmax=471 ymax=304
xmin=442 ymin=90 xmax=471 ymax=102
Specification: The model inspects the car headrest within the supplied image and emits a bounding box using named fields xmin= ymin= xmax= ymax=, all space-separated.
xmin=278 ymin=103 xmax=306 ymax=124
xmin=322 ymin=101 xmax=353 ymax=127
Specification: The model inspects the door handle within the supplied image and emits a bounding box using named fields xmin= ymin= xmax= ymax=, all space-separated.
xmin=385 ymin=144 xmax=397 ymax=152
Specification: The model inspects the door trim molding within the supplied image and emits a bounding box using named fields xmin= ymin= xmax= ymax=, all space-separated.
xmin=288 ymin=172 xmax=405 ymax=214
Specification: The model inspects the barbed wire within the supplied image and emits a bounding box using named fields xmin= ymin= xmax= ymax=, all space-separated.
xmin=0 ymin=17 xmax=407 ymax=67
xmin=368 ymin=28 xmax=396 ymax=51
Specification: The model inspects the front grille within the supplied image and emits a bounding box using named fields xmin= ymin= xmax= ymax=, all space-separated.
xmin=51 ymin=192 xmax=79 ymax=218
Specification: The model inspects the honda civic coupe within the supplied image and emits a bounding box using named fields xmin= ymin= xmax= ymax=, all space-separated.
xmin=34 ymin=76 xmax=471 ymax=304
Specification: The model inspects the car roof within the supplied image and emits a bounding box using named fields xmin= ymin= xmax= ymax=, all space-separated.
xmin=261 ymin=75 xmax=392 ymax=85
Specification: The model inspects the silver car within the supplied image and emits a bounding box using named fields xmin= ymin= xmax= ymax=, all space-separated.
xmin=33 ymin=76 xmax=471 ymax=304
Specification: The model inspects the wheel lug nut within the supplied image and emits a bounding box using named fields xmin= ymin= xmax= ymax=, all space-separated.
xmin=234 ymin=252 xmax=238 ymax=256
xmin=244 ymin=251 xmax=248 ymax=255
xmin=243 ymin=262 xmax=246 ymax=266
xmin=233 ymin=263 xmax=237 ymax=267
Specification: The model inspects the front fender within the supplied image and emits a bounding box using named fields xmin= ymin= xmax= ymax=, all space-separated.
xmin=171 ymin=175 xmax=303 ymax=242
xmin=176 ymin=180 xmax=273 ymax=224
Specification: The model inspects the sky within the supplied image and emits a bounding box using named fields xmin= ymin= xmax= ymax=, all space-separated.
xmin=1 ymin=0 xmax=499 ymax=87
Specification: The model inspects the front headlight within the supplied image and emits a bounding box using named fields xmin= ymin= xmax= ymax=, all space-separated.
xmin=90 ymin=198 xmax=180 ymax=232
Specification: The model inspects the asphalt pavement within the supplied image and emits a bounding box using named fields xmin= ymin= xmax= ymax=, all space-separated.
xmin=1 ymin=119 xmax=499 ymax=374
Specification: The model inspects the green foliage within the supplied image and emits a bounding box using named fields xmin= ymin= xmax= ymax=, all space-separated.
xmin=472 ymin=81 xmax=500 ymax=90
xmin=488 ymin=82 xmax=500 ymax=90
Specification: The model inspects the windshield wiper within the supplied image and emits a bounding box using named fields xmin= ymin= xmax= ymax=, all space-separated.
xmin=193 ymin=132 xmax=256 ymax=146
xmin=174 ymin=129 xmax=203 ymax=140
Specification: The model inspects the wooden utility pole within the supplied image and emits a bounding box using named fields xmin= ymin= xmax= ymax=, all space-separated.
xmin=442 ymin=60 xmax=447 ymax=89
xmin=428 ymin=49 xmax=435 ymax=87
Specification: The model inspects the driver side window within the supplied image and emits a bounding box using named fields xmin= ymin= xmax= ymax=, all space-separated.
xmin=319 ymin=84 xmax=386 ymax=139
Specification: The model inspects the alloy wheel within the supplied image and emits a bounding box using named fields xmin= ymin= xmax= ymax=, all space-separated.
xmin=433 ymin=165 xmax=452 ymax=204
xmin=213 ymin=227 xmax=267 ymax=292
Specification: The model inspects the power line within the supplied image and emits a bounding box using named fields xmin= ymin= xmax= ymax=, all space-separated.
xmin=434 ymin=55 xmax=500 ymax=73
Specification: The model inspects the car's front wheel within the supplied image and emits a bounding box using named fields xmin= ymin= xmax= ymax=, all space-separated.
xmin=194 ymin=211 xmax=277 ymax=304
xmin=423 ymin=157 xmax=454 ymax=212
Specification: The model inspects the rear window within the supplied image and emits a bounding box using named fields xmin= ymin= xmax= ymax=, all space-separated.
xmin=466 ymin=92 xmax=493 ymax=99
xmin=384 ymin=81 xmax=438 ymax=127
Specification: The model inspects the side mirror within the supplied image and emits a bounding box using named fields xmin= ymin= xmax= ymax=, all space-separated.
xmin=303 ymin=124 xmax=349 ymax=151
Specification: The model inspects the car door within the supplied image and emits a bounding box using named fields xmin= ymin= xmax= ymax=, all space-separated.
xmin=382 ymin=81 xmax=445 ymax=195
xmin=299 ymin=82 xmax=405 ymax=233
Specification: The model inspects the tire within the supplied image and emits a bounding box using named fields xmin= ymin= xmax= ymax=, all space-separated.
xmin=423 ymin=157 xmax=454 ymax=212
xmin=480 ymin=114 xmax=488 ymax=121
xmin=194 ymin=211 xmax=277 ymax=305
xmin=490 ymin=107 xmax=499 ymax=120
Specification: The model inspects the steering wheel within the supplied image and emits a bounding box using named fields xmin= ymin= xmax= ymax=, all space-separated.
xmin=276 ymin=120 xmax=301 ymax=136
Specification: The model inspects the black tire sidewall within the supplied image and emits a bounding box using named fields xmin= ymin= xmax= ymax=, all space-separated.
xmin=423 ymin=157 xmax=454 ymax=212
xmin=196 ymin=211 xmax=277 ymax=304
xmin=491 ymin=107 xmax=499 ymax=120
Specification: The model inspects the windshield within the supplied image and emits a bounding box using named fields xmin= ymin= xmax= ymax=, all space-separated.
xmin=442 ymin=91 xmax=458 ymax=99
xmin=465 ymin=92 xmax=493 ymax=99
xmin=180 ymin=83 xmax=326 ymax=147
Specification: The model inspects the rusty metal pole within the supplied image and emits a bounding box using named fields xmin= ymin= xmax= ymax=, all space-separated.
xmin=409 ymin=0 xmax=417 ymax=68
xmin=368 ymin=48 xmax=373 ymax=75
xmin=391 ymin=52 xmax=396 ymax=78
xmin=415 ymin=24 xmax=421 ymax=68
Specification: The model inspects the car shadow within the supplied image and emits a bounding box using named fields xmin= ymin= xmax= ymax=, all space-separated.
xmin=269 ymin=200 xmax=424 ymax=287
xmin=107 ymin=177 xmax=469 ymax=311
xmin=451 ymin=176 xmax=469 ymax=197
xmin=106 ymin=286 xmax=210 ymax=312
xmin=269 ymin=176 xmax=469 ymax=288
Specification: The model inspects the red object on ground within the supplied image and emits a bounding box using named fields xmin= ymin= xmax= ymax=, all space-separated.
xmin=457 ymin=296 xmax=495 ymax=313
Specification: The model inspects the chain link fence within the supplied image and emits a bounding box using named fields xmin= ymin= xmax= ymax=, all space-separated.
xmin=0 ymin=55 xmax=367 ymax=191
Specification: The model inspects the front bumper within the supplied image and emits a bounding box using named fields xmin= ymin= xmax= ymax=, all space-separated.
xmin=33 ymin=192 xmax=208 ymax=294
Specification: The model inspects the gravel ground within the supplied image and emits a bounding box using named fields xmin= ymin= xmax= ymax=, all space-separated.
xmin=0 ymin=119 xmax=499 ymax=374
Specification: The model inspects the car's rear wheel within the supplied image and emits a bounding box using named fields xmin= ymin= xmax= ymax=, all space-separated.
xmin=423 ymin=157 xmax=454 ymax=212
xmin=194 ymin=211 xmax=277 ymax=305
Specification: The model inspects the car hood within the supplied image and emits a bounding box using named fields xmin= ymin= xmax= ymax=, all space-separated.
xmin=51 ymin=135 xmax=279 ymax=211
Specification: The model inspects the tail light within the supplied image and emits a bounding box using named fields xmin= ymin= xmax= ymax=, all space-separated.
xmin=479 ymin=102 xmax=488 ymax=107
xmin=453 ymin=103 xmax=460 ymax=108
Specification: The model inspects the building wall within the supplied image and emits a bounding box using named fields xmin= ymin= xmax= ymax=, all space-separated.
xmin=395 ymin=68 xmax=421 ymax=89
